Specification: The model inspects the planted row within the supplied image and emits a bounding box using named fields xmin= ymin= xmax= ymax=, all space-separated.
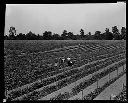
xmin=50 ymin=60 xmax=126 ymax=100
xmin=83 ymin=70 xmax=126 ymax=100
xmin=6 ymin=50 xmax=126 ymax=100
xmin=13 ymin=55 xmax=125 ymax=100
xmin=8 ymin=52 xmax=125 ymax=100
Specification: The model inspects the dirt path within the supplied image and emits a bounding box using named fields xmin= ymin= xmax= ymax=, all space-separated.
xmin=94 ymin=73 xmax=126 ymax=100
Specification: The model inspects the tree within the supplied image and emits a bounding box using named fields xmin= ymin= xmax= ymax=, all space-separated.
xmin=80 ymin=29 xmax=84 ymax=38
xmin=37 ymin=34 xmax=41 ymax=40
xmin=61 ymin=30 xmax=68 ymax=40
xmin=121 ymin=27 xmax=126 ymax=40
xmin=75 ymin=34 xmax=81 ymax=40
xmin=86 ymin=32 xmax=92 ymax=40
xmin=8 ymin=26 xmax=17 ymax=39
xmin=67 ymin=32 xmax=74 ymax=39
xmin=52 ymin=33 xmax=60 ymax=40
xmin=104 ymin=28 xmax=113 ymax=40
xmin=16 ymin=33 xmax=26 ymax=40
xmin=43 ymin=31 xmax=52 ymax=40
xmin=9 ymin=26 xmax=16 ymax=36
xmin=88 ymin=32 xmax=91 ymax=36
xmin=25 ymin=31 xmax=38 ymax=40
xmin=112 ymin=26 xmax=120 ymax=40
xmin=94 ymin=31 xmax=101 ymax=40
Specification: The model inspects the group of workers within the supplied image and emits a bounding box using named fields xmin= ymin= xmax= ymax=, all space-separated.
xmin=54 ymin=57 xmax=75 ymax=68
xmin=53 ymin=44 xmax=83 ymax=68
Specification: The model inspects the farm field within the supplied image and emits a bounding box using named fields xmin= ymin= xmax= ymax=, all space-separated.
xmin=4 ymin=40 xmax=126 ymax=101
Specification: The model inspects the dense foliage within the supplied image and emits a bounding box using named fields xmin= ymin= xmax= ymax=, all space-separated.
xmin=4 ymin=26 xmax=126 ymax=40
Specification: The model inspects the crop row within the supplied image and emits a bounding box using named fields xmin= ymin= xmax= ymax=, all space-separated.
xmin=55 ymin=54 xmax=125 ymax=91
xmin=7 ymin=52 xmax=125 ymax=100
xmin=32 ymin=50 xmax=125 ymax=82
xmin=5 ymin=41 xmax=125 ymax=68
xmin=12 ymin=44 xmax=125 ymax=76
xmin=83 ymin=69 xmax=126 ymax=100
xmin=51 ymin=60 xmax=126 ymax=100
xmin=5 ymin=43 xmax=125 ymax=91
xmin=31 ymin=42 xmax=125 ymax=65
xmin=4 ymin=40 xmax=88 ymax=55
xmin=7 ymin=49 xmax=125 ymax=100
xmin=5 ymin=41 xmax=125 ymax=72
xmin=71 ymin=60 xmax=126 ymax=100
xmin=4 ymin=43 xmax=125 ymax=88
xmin=12 ymin=54 xmax=125 ymax=100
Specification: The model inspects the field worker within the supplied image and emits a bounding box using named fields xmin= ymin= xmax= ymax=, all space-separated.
xmin=66 ymin=57 xmax=74 ymax=66
xmin=66 ymin=57 xmax=71 ymax=64
xmin=60 ymin=57 xmax=65 ymax=63
xmin=62 ymin=58 xmax=65 ymax=62
xmin=59 ymin=57 xmax=65 ymax=67
xmin=67 ymin=57 xmax=71 ymax=61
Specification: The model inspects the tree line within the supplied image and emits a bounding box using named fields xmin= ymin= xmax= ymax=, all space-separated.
xmin=4 ymin=26 xmax=126 ymax=40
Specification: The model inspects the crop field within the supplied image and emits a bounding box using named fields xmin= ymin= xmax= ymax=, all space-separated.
xmin=4 ymin=40 xmax=126 ymax=101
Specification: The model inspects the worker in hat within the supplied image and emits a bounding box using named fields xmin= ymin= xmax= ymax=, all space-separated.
xmin=66 ymin=57 xmax=74 ymax=66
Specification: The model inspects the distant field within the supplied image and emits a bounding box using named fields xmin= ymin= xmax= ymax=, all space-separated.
xmin=4 ymin=40 xmax=126 ymax=53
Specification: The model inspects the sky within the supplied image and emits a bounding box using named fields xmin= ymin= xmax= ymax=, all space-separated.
xmin=5 ymin=3 xmax=126 ymax=35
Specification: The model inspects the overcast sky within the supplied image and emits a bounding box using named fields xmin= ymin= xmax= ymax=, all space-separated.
xmin=5 ymin=3 xmax=126 ymax=35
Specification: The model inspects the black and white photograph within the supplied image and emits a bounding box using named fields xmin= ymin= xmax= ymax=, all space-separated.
xmin=4 ymin=2 xmax=126 ymax=101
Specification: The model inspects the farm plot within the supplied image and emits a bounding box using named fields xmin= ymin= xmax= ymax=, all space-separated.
xmin=6 ymin=49 xmax=126 ymax=100
xmin=5 ymin=42 xmax=123 ymax=90
xmin=4 ymin=40 xmax=126 ymax=101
